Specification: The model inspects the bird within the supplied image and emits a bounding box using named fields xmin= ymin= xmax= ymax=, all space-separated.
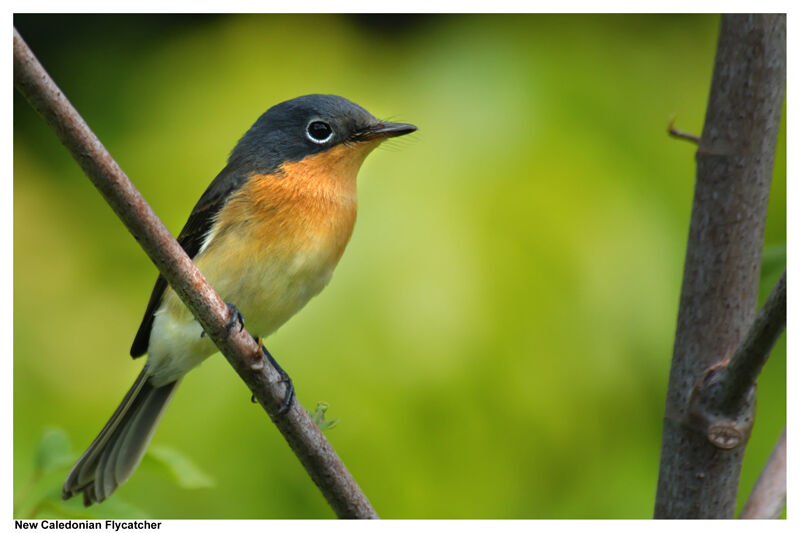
xmin=62 ymin=94 xmax=417 ymax=506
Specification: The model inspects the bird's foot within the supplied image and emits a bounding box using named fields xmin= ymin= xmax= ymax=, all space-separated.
xmin=199 ymin=302 xmax=245 ymax=338
xmin=257 ymin=338 xmax=295 ymax=415
xmin=226 ymin=302 xmax=245 ymax=334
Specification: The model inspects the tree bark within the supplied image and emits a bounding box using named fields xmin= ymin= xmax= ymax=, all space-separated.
xmin=654 ymin=14 xmax=785 ymax=518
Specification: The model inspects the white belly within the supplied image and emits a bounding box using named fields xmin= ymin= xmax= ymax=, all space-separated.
xmin=146 ymin=244 xmax=337 ymax=386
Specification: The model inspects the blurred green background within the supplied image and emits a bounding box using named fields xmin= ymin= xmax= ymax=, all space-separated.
xmin=13 ymin=14 xmax=786 ymax=519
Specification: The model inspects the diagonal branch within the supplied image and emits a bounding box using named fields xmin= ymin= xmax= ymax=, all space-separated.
xmin=13 ymin=27 xmax=377 ymax=519
xmin=681 ymin=271 xmax=785 ymax=461
xmin=720 ymin=270 xmax=786 ymax=410
xmin=740 ymin=428 xmax=786 ymax=519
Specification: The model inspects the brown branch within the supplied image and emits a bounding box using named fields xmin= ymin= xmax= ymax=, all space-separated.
xmin=680 ymin=270 xmax=786 ymax=455
xmin=13 ymin=27 xmax=378 ymax=519
xmin=654 ymin=14 xmax=786 ymax=519
xmin=667 ymin=114 xmax=701 ymax=144
xmin=740 ymin=428 xmax=786 ymax=519
xmin=720 ymin=270 xmax=786 ymax=409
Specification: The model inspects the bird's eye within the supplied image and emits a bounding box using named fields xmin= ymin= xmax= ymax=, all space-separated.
xmin=306 ymin=121 xmax=334 ymax=144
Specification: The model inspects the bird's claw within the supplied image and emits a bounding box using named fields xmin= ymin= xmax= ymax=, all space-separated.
xmin=226 ymin=302 xmax=245 ymax=334
xmin=260 ymin=342 xmax=295 ymax=415
xmin=199 ymin=303 xmax=244 ymax=338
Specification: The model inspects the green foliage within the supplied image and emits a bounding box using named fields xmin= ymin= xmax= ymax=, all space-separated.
xmin=36 ymin=428 xmax=73 ymax=473
xmin=145 ymin=446 xmax=215 ymax=490
xmin=15 ymin=429 xmax=148 ymax=519
xmin=14 ymin=429 xmax=214 ymax=518
xmin=307 ymin=402 xmax=339 ymax=431
xmin=14 ymin=14 xmax=785 ymax=518
xmin=36 ymin=491 xmax=150 ymax=520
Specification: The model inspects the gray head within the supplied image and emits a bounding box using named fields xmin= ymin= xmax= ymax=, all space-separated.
xmin=228 ymin=94 xmax=416 ymax=174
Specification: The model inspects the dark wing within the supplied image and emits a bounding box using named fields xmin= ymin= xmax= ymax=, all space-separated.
xmin=130 ymin=164 xmax=249 ymax=357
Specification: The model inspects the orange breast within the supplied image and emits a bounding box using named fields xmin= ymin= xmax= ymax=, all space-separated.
xmin=168 ymin=142 xmax=378 ymax=336
xmin=227 ymin=142 xmax=366 ymax=263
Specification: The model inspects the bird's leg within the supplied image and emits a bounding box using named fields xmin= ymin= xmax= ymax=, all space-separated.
xmin=254 ymin=336 xmax=295 ymax=415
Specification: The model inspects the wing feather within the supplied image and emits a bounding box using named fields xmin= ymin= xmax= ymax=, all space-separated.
xmin=130 ymin=165 xmax=249 ymax=357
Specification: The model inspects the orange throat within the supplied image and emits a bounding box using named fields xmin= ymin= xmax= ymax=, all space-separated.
xmin=245 ymin=140 xmax=380 ymax=257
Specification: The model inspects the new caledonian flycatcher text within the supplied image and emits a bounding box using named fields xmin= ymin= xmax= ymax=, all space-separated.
xmin=62 ymin=94 xmax=417 ymax=505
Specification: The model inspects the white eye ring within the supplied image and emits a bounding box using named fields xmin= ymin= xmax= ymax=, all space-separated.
xmin=306 ymin=120 xmax=334 ymax=144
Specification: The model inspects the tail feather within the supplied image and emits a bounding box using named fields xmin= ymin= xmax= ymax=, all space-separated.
xmin=63 ymin=368 xmax=179 ymax=505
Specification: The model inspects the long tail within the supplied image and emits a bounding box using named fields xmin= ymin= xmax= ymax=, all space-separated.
xmin=62 ymin=368 xmax=179 ymax=506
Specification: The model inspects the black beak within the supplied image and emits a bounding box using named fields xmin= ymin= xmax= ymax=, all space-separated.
xmin=353 ymin=121 xmax=417 ymax=141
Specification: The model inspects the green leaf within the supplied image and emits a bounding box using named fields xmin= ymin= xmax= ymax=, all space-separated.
xmin=47 ymin=493 xmax=150 ymax=519
xmin=35 ymin=428 xmax=73 ymax=473
xmin=14 ymin=470 xmax=150 ymax=520
xmin=15 ymin=469 xmax=64 ymax=519
xmin=307 ymin=402 xmax=339 ymax=431
xmin=146 ymin=446 xmax=215 ymax=489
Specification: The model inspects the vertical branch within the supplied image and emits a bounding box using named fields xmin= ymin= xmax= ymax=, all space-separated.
xmin=654 ymin=14 xmax=785 ymax=518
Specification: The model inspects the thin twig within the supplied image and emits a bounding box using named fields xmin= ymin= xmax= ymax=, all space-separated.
xmin=740 ymin=428 xmax=786 ymax=519
xmin=13 ymin=27 xmax=377 ymax=519
xmin=721 ymin=270 xmax=786 ymax=410
xmin=667 ymin=114 xmax=701 ymax=144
